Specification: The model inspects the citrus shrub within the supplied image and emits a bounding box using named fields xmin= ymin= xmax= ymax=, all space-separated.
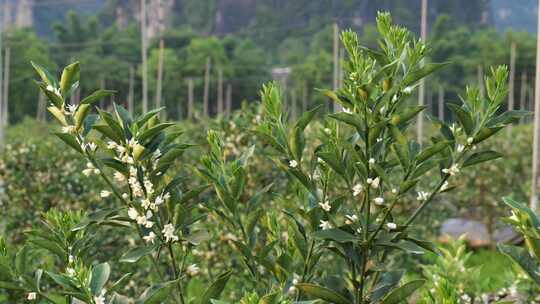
xmin=0 ymin=12 xmax=526 ymax=304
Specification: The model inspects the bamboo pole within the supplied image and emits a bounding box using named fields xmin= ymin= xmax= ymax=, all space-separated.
xmin=478 ymin=65 xmax=485 ymax=98
xmin=333 ymin=20 xmax=340 ymax=112
xmin=2 ymin=46 xmax=9 ymax=126
xmin=226 ymin=83 xmax=232 ymax=117
xmin=156 ymin=38 xmax=165 ymax=113
xmin=438 ymin=86 xmax=444 ymax=121
xmin=203 ymin=57 xmax=211 ymax=117
xmin=217 ymin=68 xmax=223 ymax=115
xmin=37 ymin=92 xmax=45 ymax=121
xmin=140 ymin=0 xmax=148 ymax=112
xmin=302 ymin=83 xmax=308 ymax=112
xmin=508 ymin=42 xmax=517 ymax=134
xmin=291 ymin=89 xmax=297 ymax=120
xmin=187 ymin=78 xmax=193 ymax=119
xmin=128 ymin=65 xmax=134 ymax=115
xmin=530 ymin=0 xmax=540 ymax=210
xmin=520 ymin=70 xmax=527 ymax=124
xmin=417 ymin=0 xmax=428 ymax=144
xmin=0 ymin=23 xmax=3 ymax=146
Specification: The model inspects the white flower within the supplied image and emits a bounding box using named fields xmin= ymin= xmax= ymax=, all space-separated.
xmin=61 ymin=125 xmax=76 ymax=134
xmin=186 ymin=264 xmax=200 ymax=276
xmin=94 ymin=290 xmax=106 ymax=304
xmin=318 ymin=200 xmax=331 ymax=212
xmin=403 ymin=86 xmax=414 ymax=94
xmin=386 ymin=222 xmax=397 ymax=230
xmin=114 ymin=172 xmax=125 ymax=182
xmin=162 ymin=223 xmax=179 ymax=242
xmin=66 ymin=267 xmax=76 ymax=277
xmin=27 ymin=292 xmax=37 ymax=300
xmin=68 ymin=255 xmax=75 ymax=264
xmin=416 ymin=191 xmax=429 ymax=201
xmin=324 ymin=128 xmax=331 ymax=134
xmin=352 ymin=184 xmax=363 ymax=196
xmin=287 ymin=286 xmax=298 ymax=295
xmin=317 ymin=157 xmax=324 ymax=164
xmin=467 ymin=137 xmax=474 ymax=144
xmin=442 ymin=164 xmax=460 ymax=176
xmin=391 ymin=188 xmax=398 ymax=194
xmin=440 ymin=181 xmax=449 ymax=192
xmin=373 ymin=197 xmax=385 ymax=205
xmin=46 ymin=85 xmax=61 ymax=96
xmin=369 ymin=158 xmax=375 ymax=165
xmin=345 ymin=214 xmax=358 ymax=225
xmin=367 ymin=177 xmax=380 ymax=189
xmin=289 ymin=160 xmax=298 ymax=168
xmin=122 ymin=193 xmax=129 ymax=199
xmin=128 ymin=138 xmax=139 ymax=149
xmin=107 ymin=141 xmax=117 ymax=150
xmin=457 ymin=144 xmax=465 ymax=153
xmin=319 ymin=220 xmax=332 ymax=230
xmin=66 ymin=104 xmax=77 ymax=116
xmin=141 ymin=199 xmax=151 ymax=210
xmin=83 ymin=162 xmax=96 ymax=176
xmin=143 ymin=232 xmax=156 ymax=244
xmin=100 ymin=190 xmax=112 ymax=198
xmin=86 ymin=142 xmax=97 ymax=152
xmin=342 ymin=108 xmax=353 ymax=114
xmin=449 ymin=123 xmax=461 ymax=134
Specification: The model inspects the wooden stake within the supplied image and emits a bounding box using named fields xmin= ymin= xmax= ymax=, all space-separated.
xmin=333 ymin=20 xmax=339 ymax=112
xmin=531 ymin=0 xmax=540 ymax=210
xmin=226 ymin=83 xmax=232 ymax=117
xmin=302 ymin=83 xmax=308 ymax=112
xmin=478 ymin=65 xmax=485 ymax=97
xmin=140 ymin=0 xmax=148 ymax=112
xmin=417 ymin=0 xmax=428 ymax=144
xmin=438 ymin=86 xmax=444 ymax=121
xmin=128 ymin=65 xmax=134 ymax=115
xmin=508 ymin=42 xmax=517 ymax=133
xmin=203 ymin=57 xmax=211 ymax=117
xmin=187 ymin=78 xmax=193 ymax=119
xmin=291 ymin=89 xmax=297 ymax=120
xmin=37 ymin=92 xmax=45 ymax=122
xmin=2 ymin=46 xmax=9 ymax=126
xmin=217 ymin=68 xmax=223 ymax=115
xmin=156 ymin=38 xmax=165 ymax=116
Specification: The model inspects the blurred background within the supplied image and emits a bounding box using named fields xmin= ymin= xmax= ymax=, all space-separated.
xmin=0 ymin=0 xmax=537 ymax=123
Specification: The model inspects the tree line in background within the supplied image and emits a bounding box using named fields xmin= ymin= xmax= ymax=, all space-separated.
xmin=1 ymin=9 xmax=538 ymax=124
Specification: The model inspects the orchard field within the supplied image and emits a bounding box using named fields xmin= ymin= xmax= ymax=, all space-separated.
xmin=2 ymin=1 xmax=540 ymax=304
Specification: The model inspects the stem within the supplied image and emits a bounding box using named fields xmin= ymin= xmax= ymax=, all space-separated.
xmin=167 ymin=243 xmax=185 ymax=304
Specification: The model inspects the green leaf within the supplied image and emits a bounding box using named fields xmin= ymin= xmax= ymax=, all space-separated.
xmin=199 ymin=271 xmax=232 ymax=304
xmin=54 ymin=133 xmax=83 ymax=154
xmin=120 ymin=246 xmax=155 ymax=263
xmin=380 ymin=280 xmax=425 ymax=304
xmin=473 ymin=126 xmax=503 ymax=144
xmin=38 ymin=82 xmax=64 ymax=108
xmin=447 ymin=103 xmax=474 ymax=135
xmin=138 ymin=123 xmax=175 ymax=143
xmin=498 ymin=244 xmax=540 ymax=285
xmin=462 ymin=150 xmax=503 ymax=168
xmin=81 ymin=89 xmax=116 ymax=105
xmin=295 ymin=283 xmax=352 ymax=304
xmin=137 ymin=281 xmax=174 ymax=304
xmin=0 ymin=281 xmax=24 ymax=290
xmin=46 ymin=272 xmax=77 ymax=290
xmin=402 ymin=62 xmax=449 ymax=87
xmin=328 ymin=112 xmax=363 ymax=132
xmin=312 ymin=229 xmax=358 ymax=243
xmin=390 ymin=106 xmax=425 ymax=126
xmin=487 ymin=110 xmax=531 ymax=127
xmin=416 ymin=141 xmax=449 ymax=163
xmin=31 ymin=61 xmax=56 ymax=86
xmin=90 ymin=263 xmax=110 ymax=295
xmin=295 ymin=105 xmax=322 ymax=131
xmin=60 ymin=62 xmax=80 ymax=96
xmin=15 ymin=246 xmax=29 ymax=275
